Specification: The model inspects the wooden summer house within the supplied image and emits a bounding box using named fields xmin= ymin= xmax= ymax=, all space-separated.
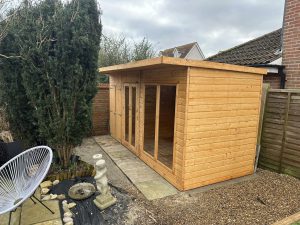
xmin=100 ymin=56 xmax=266 ymax=191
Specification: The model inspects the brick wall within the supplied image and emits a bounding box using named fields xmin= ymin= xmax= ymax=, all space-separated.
xmin=92 ymin=83 xmax=109 ymax=135
xmin=263 ymin=74 xmax=281 ymax=89
xmin=283 ymin=0 xmax=300 ymax=88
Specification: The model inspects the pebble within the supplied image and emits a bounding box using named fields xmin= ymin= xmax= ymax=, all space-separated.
xmin=50 ymin=194 xmax=57 ymax=200
xmin=65 ymin=222 xmax=74 ymax=225
xmin=57 ymin=194 xmax=66 ymax=200
xmin=63 ymin=217 xmax=73 ymax=223
xmin=41 ymin=188 xmax=50 ymax=195
xmin=41 ymin=195 xmax=50 ymax=201
xmin=53 ymin=180 xmax=60 ymax=185
xmin=64 ymin=212 xmax=73 ymax=218
xmin=62 ymin=200 xmax=70 ymax=213
xmin=40 ymin=180 xmax=52 ymax=188
xmin=68 ymin=202 xmax=77 ymax=209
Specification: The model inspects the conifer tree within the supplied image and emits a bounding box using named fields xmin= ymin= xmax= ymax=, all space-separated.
xmin=0 ymin=0 xmax=102 ymax=167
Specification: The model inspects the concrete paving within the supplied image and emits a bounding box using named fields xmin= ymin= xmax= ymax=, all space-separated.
xmin=0 ymin=190 xmax=61 ymax=225
xmin=271 ymin=211 xmax=300 ymax=225
xmin=74 ymin=137 xmax=133 ymax=190
xmin=93 ymin=135 xmax=178 ymax=200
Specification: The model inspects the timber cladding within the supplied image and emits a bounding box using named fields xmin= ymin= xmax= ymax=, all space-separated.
xmin=259 ymin=89 xmax=300 ymax=179
xmin=92 ymin=84 xmax=109 ymax=135
xmin=184 ymin=68 xmax=263 ymax=190
xmin=101 ymin=56 xmax=266 ymax=191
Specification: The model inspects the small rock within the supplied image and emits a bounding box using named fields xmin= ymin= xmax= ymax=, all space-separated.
xmin=40 ymin=180 xmax=52 ymax=189
xmin=63 ymin=206 xmax=70 ymax=213
xmin=62 ymin=200 xmax=71 ymax=213
xmin=63 ymin=217 xmax=73 ymax=223
xmin=68 ymin=202 xmax=76 ymax=209
xmin=64 ymin=212 xmax=72 ymax=218
xmin=50 ymin=194 xmax=57 ymax=200
xmin=65 ymin=222 xmax=74 ymax=225
xmin=41 ymin=195 xmax=51 ymax=201
xmin=57 ymin=194 xmax=66 ymax=200
xmin=41 ymin=188 xmax=50 ymax=195
xmin=53 ymin=180 xmax=60 ymax=185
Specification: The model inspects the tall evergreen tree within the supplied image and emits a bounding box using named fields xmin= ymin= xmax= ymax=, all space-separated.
xmin=0 ymin=0 xmax=102 ymax=167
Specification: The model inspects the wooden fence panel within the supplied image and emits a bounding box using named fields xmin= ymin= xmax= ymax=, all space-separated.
xmin=259 ymin=89 xmax=300 ymax=178
xmin=92 ymin=84 xmax=110 ymax=135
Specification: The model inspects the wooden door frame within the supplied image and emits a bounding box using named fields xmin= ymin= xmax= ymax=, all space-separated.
xmin=109 ymin=85 xmax=117 ymax=138
xmin=140 ymin=83 xmax=178 ymax=174
xmin=122 ymin=83 xmax=139 ymax=154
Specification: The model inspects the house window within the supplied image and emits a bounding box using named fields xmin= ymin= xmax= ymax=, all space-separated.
xmin=173 ymin=48 xmax=180 ymax=58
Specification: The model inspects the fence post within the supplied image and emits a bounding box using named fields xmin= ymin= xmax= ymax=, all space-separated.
xmin=278 ymin=92 xmax=291 ymax=173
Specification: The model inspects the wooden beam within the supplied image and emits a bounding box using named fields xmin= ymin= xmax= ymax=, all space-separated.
xmin=99 ymin=56 xmax=267 ymax=75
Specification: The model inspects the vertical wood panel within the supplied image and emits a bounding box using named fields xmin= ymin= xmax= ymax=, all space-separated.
xmin=259 ymin=90 xmax=300 ymax=179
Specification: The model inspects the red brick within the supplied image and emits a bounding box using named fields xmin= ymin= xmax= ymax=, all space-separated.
xmin=283 ymin=0 xmax=300 ymax=88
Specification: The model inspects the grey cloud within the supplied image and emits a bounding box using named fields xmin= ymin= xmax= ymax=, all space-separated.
xmin=101 ymin=0 xmax=285 ymax=57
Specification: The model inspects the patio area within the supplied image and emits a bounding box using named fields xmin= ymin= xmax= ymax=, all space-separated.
xmin=0 ymin=190 xmax=61 ymax=225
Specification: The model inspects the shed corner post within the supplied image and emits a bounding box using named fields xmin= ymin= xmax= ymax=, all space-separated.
xmin=255 ymin=83 xmax=270 ymax=172
xmin=182 ymin=66 xmax=191 ymax=190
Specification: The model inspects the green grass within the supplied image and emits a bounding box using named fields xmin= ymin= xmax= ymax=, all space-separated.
xmin=291 ymin=221 xmax=300 ymax=225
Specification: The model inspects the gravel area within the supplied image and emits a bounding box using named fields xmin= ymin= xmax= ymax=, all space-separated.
xmin=127 ymin=169 xmax=300 ymax=225
xmin=76 ymin=138 xmax=300 ymax=225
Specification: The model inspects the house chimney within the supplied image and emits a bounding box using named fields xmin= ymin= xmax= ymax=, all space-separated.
xmin=282 ymin=0 xmax=300 ymax=88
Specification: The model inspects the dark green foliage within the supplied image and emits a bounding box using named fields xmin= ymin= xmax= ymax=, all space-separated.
xmin=0 ymin=0 xmax=102 ymax=166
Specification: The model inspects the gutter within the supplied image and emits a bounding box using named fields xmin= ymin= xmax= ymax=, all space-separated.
xmin=250 ymin=64 xmax=286 ymax=89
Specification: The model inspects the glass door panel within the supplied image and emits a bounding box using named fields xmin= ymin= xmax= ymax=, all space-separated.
xmin=125 ymin=86 xmax=129 ymax=142
xmin=143 ymin=85 xmax=157 ymax=157
xmin=131 ymin=87 xmax=136 ymax=147
xmin=157 ymin=85 xmax=176 ymax=169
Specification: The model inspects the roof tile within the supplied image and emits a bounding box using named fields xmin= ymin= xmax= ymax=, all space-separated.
xmin=206 ymin=29 xmax=282 ymax=66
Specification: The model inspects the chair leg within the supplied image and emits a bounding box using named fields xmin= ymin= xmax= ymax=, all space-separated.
xmin=30 ymin=197 xmax=36 ymax=204
xmin=8 ymin=211 xmax=12 ymax=225
xmin=8 ymin=207 xmax=22 ymax=225
xmin=31 ymin=195 xmax=55 ymax=214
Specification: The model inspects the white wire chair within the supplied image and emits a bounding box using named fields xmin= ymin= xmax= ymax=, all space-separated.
xmin=0 ymin=146 xmax=53 ymax=223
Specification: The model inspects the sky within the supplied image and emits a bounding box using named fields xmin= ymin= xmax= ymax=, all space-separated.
xmin=100 ymin=0 xmax=285 ymax=57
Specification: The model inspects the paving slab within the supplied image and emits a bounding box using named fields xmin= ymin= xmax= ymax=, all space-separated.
xmin=0 ymin=198 xmax=61 ymax=225
xmin=32 ymin=219 xmax=63 ymax=225
xmin=135 ymin=180 xmax=178 ymax=200
xmin=0 ymin=207 xmax=22 ymax=225
xmin=94 ymin=135 xmax=178 ymax=200
xmin=21 ymin=199 xmax=61 ymax=225
xmin=271 ymin=211 xmax=300 ymax=225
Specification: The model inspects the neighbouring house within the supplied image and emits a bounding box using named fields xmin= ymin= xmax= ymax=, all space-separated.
xmin=100 ymin=56 xmax=266 ymax=190
xmin=207 ymin=0 xmax=300 ymax=89
xmin=206 ymin=29 xmax=285 ymax=89
xmin=282 ymin=0 xmax=300 ymax=88
xmin=160 ymin=42 xmax=205 ymax=60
